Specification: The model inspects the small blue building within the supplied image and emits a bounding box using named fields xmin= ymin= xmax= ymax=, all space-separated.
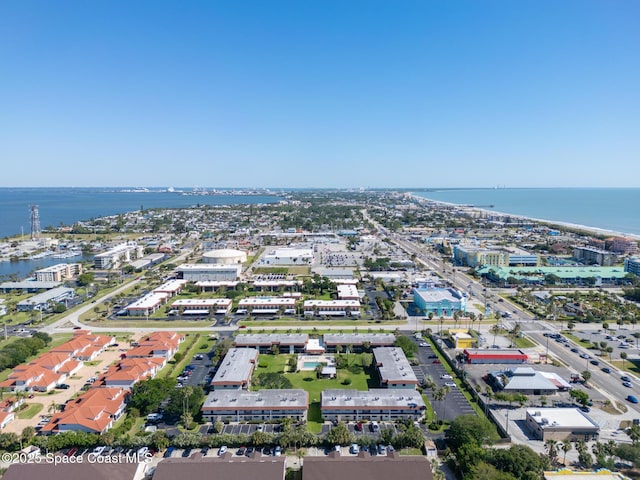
xmin=413 ymin=287 xmax=466 ymax=317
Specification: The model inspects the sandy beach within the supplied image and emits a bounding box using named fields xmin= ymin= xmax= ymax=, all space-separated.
xmin=411 ymin=193 xmax=640 ymax=241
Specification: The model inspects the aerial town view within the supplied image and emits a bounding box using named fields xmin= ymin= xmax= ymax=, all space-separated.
xmin=0 ymin=2 xmax=638 ymax=480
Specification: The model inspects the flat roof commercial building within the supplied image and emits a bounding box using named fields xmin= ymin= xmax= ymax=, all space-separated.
xmin=373 ymin=347 xmax=418 ymax=389
xmin=478 ymin=265 xmax=629 ymax=286
xmin=303 ymin=299 xmax=361 ymax=317
xmin=526 ymin=408 xmax=599 ymax=441
xmin=201 ymin=389 xmax=308 ymax=422
xmin=261 ymin=247 xmax=314 ymax=265
xmin=210 ymin=348 xmax=258 ymax=390
xmin=233 ymin=333 xmax=308 ymax=354
xmin=321 ymin=389 xmax=426 ymax=422
xmin=412 ymin=287 xmax=466 ymax=317
xmin=337 ymin=284 xmax=360 ymax=300
xmin=176 ymin=263 xmax=242 ymax=282
xmin=463 ymin=349 xmax=529 ymax=364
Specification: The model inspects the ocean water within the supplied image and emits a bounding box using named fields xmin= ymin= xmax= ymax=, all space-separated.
xmin=0 ymin=187 xmax=282 ymax=239
xmin=413 ymin=188 xmax=640 ymax=236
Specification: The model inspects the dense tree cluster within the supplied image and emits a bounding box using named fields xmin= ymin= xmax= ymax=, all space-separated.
xmin=445 ymin=415 xmax=548 ymax=479
xmin=128 ymin=378 xmax=176 ymax=415
xmin=0 ymin=332 xmax=51 ymax=371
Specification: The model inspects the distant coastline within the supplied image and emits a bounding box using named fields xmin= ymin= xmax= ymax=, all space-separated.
xmin=411 ymin=193 xmax=640 ymax=241
xmin=412 ymin=188 xmax=640 ymax=239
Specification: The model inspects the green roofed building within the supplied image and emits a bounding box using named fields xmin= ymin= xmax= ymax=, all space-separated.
xmin=477 ymin=265 xmax=629 ymax=286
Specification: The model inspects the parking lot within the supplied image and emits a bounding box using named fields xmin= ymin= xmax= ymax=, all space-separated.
xmin=413 ymin=338 xmax=477 ymax=421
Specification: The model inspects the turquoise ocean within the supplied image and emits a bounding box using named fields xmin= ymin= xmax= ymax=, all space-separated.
xmin=412 ymin=188 xmax=640 ymax=236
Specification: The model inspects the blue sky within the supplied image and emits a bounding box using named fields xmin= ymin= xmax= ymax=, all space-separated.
xmin=0 ymin=1 xmax=638 ymax=188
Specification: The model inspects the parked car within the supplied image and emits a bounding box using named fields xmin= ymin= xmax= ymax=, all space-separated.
xmin=237 ymin=446 xmax=246 ymax=456
xmin=627 ymin=395 xmax=639 ymax=404
xmin=444 ymin=382 xmax=456 ymax=388
xmin=369 ymin=421 xmax=380 ymax=433
xmin=440 ymin=374 xmax=452 ymax=380
xmin=274 ymin=446 xmax=282 ymax=456
xmin=218 ymin=446 xmax=227 ymax=456
xmin=349 ymin=444 xmax=360 ymax=454
xmin=56 ymin=383 xmax=70 ymax=389
xmin=602 ymin=367 xmax=611 ymax=374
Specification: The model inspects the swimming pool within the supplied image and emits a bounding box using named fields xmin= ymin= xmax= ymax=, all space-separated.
xmin=303 ymin=361 xmax=323 ymax=369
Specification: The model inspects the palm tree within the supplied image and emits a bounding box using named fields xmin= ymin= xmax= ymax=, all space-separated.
xmin=621 ymin=351 xmax=628 ymax=369
xmin=490 ymin=324 xmax=501 ymax=347
xmin=561 ymin=439 xmax=572 ymax=465
xmin=545 ymin=439 xmax=559 ymax=465
xmin=627 ymin=424 xmax=640 ymax=445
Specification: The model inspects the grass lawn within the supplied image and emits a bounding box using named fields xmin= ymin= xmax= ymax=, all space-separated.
xmin=161 ymin=334 xmax=201 ymax=379
xmin=252 ymin=353 xmax=375 ymax=432
xmin=17 ymin=403 xmax=44 ymax=419
xmin=239 ymin=320 xmax=404 ymax=327
xmin=612 ymin=359 xmax=640 ymax=375
xmin=514 ymin=336 xmax=537 ymax=348
xmin=83 ymin=318 xmax=216 ymax=328
xmin=563 ymin=332 xmax=594 ymax=347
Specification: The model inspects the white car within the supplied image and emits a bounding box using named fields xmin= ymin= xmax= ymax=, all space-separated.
xmin=419 ymin=342 xmax=428 ymax=347
xmin=218 ymin=446 xmax=228 ymax=456
xmin=440 ymin=374 xmax=453 ymax=380
xmin=444 ymin=382 xmax=456 ymax=388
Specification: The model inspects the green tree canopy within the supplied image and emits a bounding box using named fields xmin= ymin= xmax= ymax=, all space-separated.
xmin=445 ymin=415 xmax=498 ymax=451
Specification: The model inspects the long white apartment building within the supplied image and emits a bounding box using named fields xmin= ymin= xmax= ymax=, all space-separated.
xmin=170 ymin=298 xmax=232 ymax=315
xmin=236 ymin=297 xmax=297 ymax=315
xmin=373 ymin=347 xmax=419 ymax=389
xmin=202 ymin=389 xmax=308 ymax=422
xmin=210 ymin=348 xmax=259 ymax=390
xmin=321 ymin=389 xmax=426 ymax=422
xmin=303 ymin=299 xmax=361 ymax=317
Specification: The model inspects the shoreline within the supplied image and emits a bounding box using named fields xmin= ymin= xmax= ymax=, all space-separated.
xmin=410 ymin=193 xmax=640 ymax=241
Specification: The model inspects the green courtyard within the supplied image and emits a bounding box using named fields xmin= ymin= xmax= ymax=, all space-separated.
xmin=251 ymin=353 xmax=376 ymax=432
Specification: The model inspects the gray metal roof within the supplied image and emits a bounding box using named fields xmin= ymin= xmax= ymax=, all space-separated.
xmin=321 ymin=389 xmax=425 ymax=409
xmin=323 ymin=333 xmax=396 ymax=346
xmin=210 ymin=348 xmax=258 ymax=386
xmin=373 ymin=347 xmax=418 ymax=385
xmin=234 ymin=333 xmax=308 ymax=346
xmin=202 ymin=389 xmax=308 ymax=410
